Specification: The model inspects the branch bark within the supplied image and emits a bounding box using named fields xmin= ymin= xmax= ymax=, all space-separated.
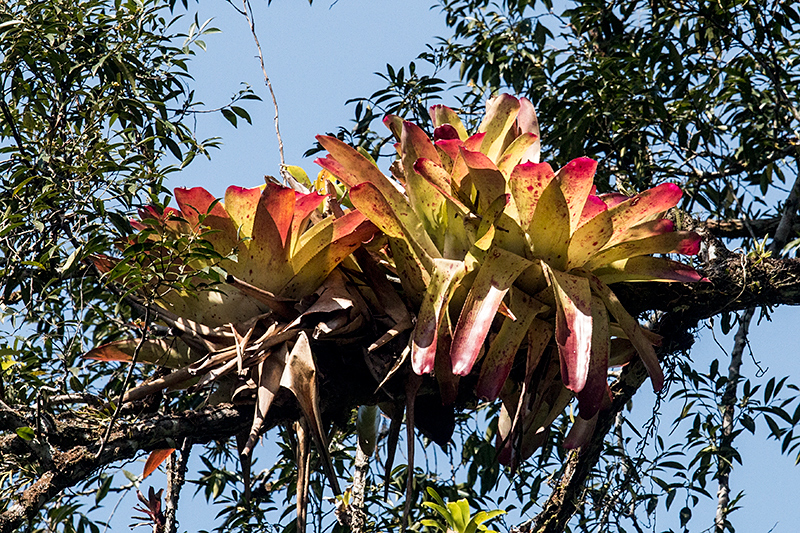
xmin=0 ymin=405 xmax=250 ymax=533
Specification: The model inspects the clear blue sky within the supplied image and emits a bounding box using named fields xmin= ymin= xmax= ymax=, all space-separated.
xmin=106 ymin=1 xmax=800 ymax=531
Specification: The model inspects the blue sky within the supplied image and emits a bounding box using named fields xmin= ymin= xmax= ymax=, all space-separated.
xmin=105 ymin=1 xmax=800 ymax=531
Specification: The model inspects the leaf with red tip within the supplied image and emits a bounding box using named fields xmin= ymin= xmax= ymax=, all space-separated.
xmin=143 ymin=449 xmax=175 ymax=480
xmin=434 ymin=139 xmax=464 ymax=173
xmin=592 ymin=256 xmax=706 ymax=284
xmin=557 ymin=157 xmax=598 ymax=232
xmin=516 ymin=97 xmax=541 ymax=163
xmin=475 ymin=290 xmax=547 ymax=400
xmin=225 ymin=185 xmax=262 ymax=238
xmin=433 ymin=124 xmax=460 ymax=140
xmin=290 ymin=191 xmax=326 ymax=252
xmin=605 ymin=183 xmax=683 ymax=247
xmin=413 ymin=158 xmax=470 ymax=214
xmin=545 ymin=265 xmax=593 ymax=393
xmin=497 ymin=133 xmax=539 ymax=177
xmin=450 ymin=248 xmax=533 ymax=376
xmin=528 ymin=179 xmax=571 ymax=270
xmin=411 ymin=259 xmax=468 ymax=375
xmin=584 ymin=231 xmax=702 ymax=270
xmin=240 ymin=190 xmax=293 ymax=290
xmin=578 ymin=195 xmax=608 ymax=227
xmin=430 ymin=104 xmax=468 ymax=140
xmin=383 ymin=114 xmax=404 ymax=140
xmin=478 ymin=94 xmax=521 ymax=162
xmin=174 ymin=187 xmax=238 ymax=253
xmin=174 ymin=187 xmax=228 ymax=225
xmin=583 ymin=273 xmax=664 ymax=391
xmin=260 ymin=183 xmax=295 ymax=248
xmin=315 ymin=135 xmax=404 ymax=205
xmin=508 ymin=162 xmax=556 ymax=229
xmin=460 ymin=148 xmax=507 ymax=213
xmin=575 ymin=295 xmax=609 ymax=419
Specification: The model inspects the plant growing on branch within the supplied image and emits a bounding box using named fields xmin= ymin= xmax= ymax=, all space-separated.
xmin=317 ymin=94 xmax=703 ymax=467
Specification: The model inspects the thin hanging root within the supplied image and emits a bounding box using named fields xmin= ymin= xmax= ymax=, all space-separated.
xmin=402 ymin=373 xmax=422 ymax=532
xmin=235 ymin=430 xmax=252 ymax=501
xmin=382 ymin=407 xmax=402 ymax=500
xmin=295 ymin=419 xmax=311 ymax=533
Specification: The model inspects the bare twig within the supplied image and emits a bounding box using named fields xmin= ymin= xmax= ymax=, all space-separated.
xmin=715 ymin=145 xmax=800 ymax=532
xmin=240 ymin=0 xmax=293 ymax=186
xmin=95 ymin=306 xmax=150 ymax=459
xmin=164 ymin=438 xmax=192 ymax=533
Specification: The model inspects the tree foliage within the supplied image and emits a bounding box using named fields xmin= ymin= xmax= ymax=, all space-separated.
xmin=3 ymin=1 xmax=800 ymax=533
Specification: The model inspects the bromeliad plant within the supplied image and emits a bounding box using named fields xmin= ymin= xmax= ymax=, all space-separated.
xmin=317 ymin=94 xmax=703 ymax=459
xmin=88 ymin=179 xmax=378 ymax=496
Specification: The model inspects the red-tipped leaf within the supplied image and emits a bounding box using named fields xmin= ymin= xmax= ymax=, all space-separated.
xmin=545 ymin=265 xmax=593 ymax=393
xmin=450 ymin=248 xmax=533 ymax=376
xmin=411 ymin=259 xmax=468 ymax=375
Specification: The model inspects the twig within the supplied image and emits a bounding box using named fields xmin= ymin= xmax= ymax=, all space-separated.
xmin=164 ymin=438 xmax=192 ymax=533
xmin=240 ymin=0 xmax=292 ymax=185
xmin=95 ymin=307 xmax=151 ymax=459
xmin=0 ymin=96 xmax=31 ymax=165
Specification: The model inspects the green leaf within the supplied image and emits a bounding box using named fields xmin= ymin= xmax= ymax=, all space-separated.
xmin=284 ymin=165 xmax=312 ymax=188
xmin=221 ymin=108 xmax=237 ymax=127
xmin=680 ymin=506 xmax=692 ymax=527
xmin=15 ymin=427 xmax=35 ymax=441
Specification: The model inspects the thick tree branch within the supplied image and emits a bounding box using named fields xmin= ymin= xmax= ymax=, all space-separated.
xmin=704 ymin=217 xmax=800 ymax=240
xmin=0 ymin=405 xmax=250 ymax=533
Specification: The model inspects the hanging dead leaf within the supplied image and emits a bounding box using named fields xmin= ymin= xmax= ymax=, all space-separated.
xmin=280 ymin=331 xmax=342 ymax=495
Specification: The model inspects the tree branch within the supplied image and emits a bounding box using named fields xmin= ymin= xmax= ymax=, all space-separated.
xmin=703 ymin=216 xmax=800 ymax=240
xmin=0 ymin=405 xmax=250 ymax=533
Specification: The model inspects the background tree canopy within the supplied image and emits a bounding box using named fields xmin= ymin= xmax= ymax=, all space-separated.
xmin=2 ymin=1 xmax=800 ymax=533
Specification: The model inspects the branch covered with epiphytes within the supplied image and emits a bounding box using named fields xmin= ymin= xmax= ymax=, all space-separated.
xmin=74 ymin=95 xmax=707 ymax=528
